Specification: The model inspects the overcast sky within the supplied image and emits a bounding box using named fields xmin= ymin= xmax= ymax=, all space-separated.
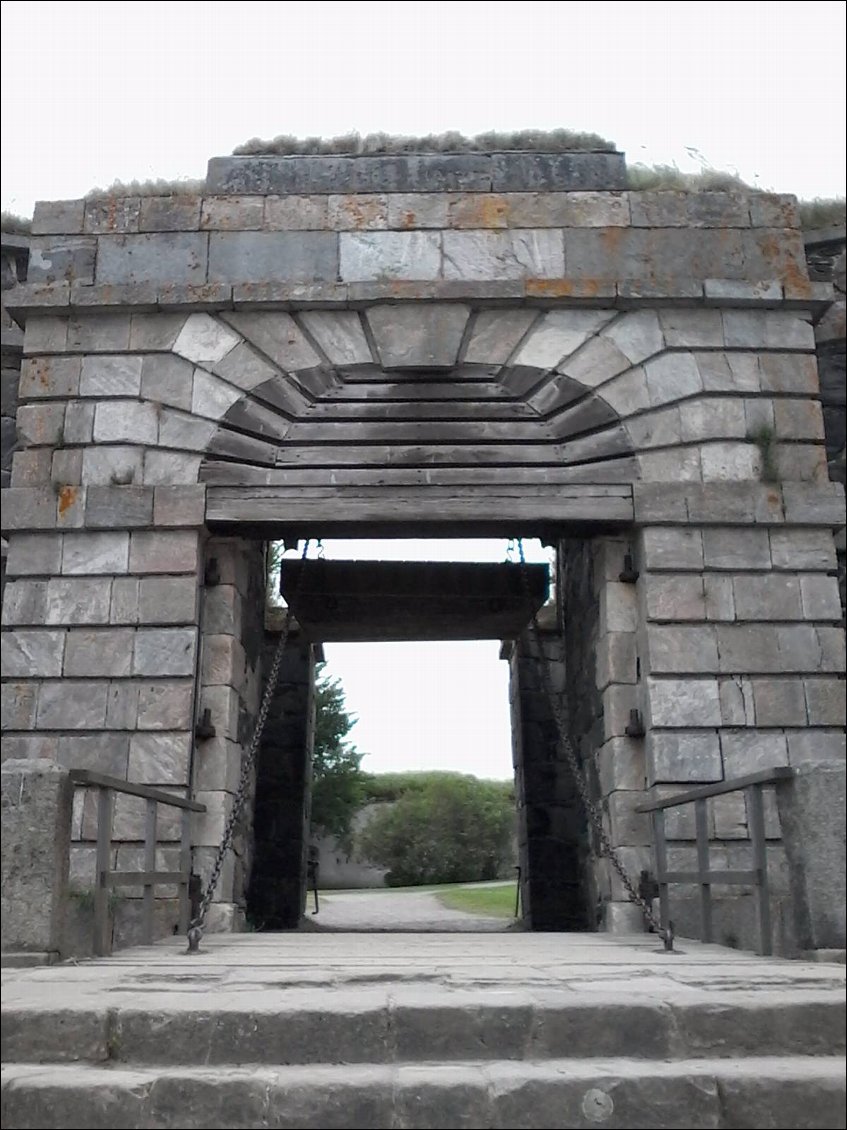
xmin=2 ymin=1 xmax=844 ymax=777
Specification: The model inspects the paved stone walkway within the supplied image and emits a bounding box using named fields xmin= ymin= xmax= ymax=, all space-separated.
xmin=311 ymin=883 xmax=516 ymax=931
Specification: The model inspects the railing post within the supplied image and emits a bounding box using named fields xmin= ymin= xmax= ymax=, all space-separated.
xmin=93 ymin=787 xmax=114 ymax=957
xmin=694 ymin=798 xmax=713 ymax=943
xmin=142 ymin=798 xmax=158 ymax=946
xmin=746 ymin=784 xmax=772 ymax=956
xmin=651 ymin=809 xmax=670 ymax=937
xmin=178 ymin=808 xmax=192 ymax=934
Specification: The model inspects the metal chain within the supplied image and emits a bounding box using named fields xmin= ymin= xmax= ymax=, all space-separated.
xmin=514 ymin=538 xmax=672 ymax=949
xmin=187 ymin=539 xmax=311 ymax=953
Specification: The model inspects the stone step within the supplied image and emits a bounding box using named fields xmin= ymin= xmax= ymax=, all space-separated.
xmin=2 ymin=1056 xmax=845 ymax=1129
xmin=2 ymin=990 xmax=844 ymax=1066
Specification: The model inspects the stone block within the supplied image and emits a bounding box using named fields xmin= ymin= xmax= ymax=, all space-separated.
xmin=773 ymin=398 xmax=825 ymax=441
xmin=758 ymin=353 xmax=819 ymax=394
xmin=490 ymin=151 xmax=626 ymax=192
xmin=5 ymin=532 xmax=63 ymax=577
xmin=643 ymin=575 xmax=706 ymax=621
xmin=140 ymin=355 xmax=194 ymax=411
xmin=155 ymin=409 xmax=216 ymax=453
xmin=16 ymin=402 xmax=66 ymax=447
xmin=173 ymin=312 xmax=240 ymax=366
xmin=96 ymin=233 xmax=209 ymax=286
xmin=597 ymin=737 xmax=646 ymax=794
xmin=781 ymin=482 xmax=846 ymax=527
xmin=51 ymin=448 xmax=83 ymax=488
xmin=62 ymin=530 xmax=129 ymax=574
xmin=769 ymin=528 xmax=837 ymax=572
xmin=704 ymin=279 xmax=783 ymax=303
xmin=626 ymin=406 xmax=683 ymax=450
xmin=1 ymin=629 xmax=66 ymax=677
xmin=720 ymin=730 xmax=788 ymax=776
xmin=513 ymin=309 xmax=613 ymax=369
xmin=142 ymin=450 xmax=203 ymax=486
xmin=659 ymin=309 xmax=724 ymax=348
xmin=200 ymin=195 xmax=264 ymax=230
xmin=208 ymin=231 xmax=337 ymax=285
xmin=776 ymin=762 xmax=845 ymax=949
xmin=133 ymin=628 xmax=198 ymax=677
xmin=191 ymin=370 xmax=243 ymax=419
xmin=601 ymin=683 xmax=637 ymax=740
xmin=629 ymin=191 xmax=750 ymax=228
xmin=61 ymin=402 xmax=95 ymax=445
xmin=64 ymin=628 xmax=133 ymax=677
xmin=639 ymin=528 xmax=703 ymax=571
xmin=79 ymin=354 xmax=143 ymax=397
xmin=384 ymin=193 xmax=449 ymax=230
xmin=559 ymin=335 xmax=631 ymax=388
xmin=128 ymin=731 xmax=191 ymax=785
xmin=36 ymin=681 xmax=109 ymax=729
xmin=643 ymin=352 xmax=702 ymax=406
xmin=462 ymin=308 xmax=536 ymax=365
xmin=109 ymin=577 xmax=139 ymax=624
xmin=152 ymin=485 xmax=206 ymax=527
xmin=81 ymin=445 xmax=144 ymax=486
xmin=1 ymin=683 xmax=39 ymax=730
xmin=702 ymin=528 xmax=770 ymax=571
xmin=129 ymin=313 xmax=187 ymax=352
xmin=192 ymin=735 xmax=242 ymax=792
xmin=719 ymin=676 xmax=755 ymax=726
xmin=32 ymin=199 xmax=85 ymax=235
xmin=210 ymin=342 xmax=278 ymax=392
xmin=646 ymin=677 xmax=721 ymax=728
xmin=442 ymin=230 xmax=564 ymax=280
xmin=327 ymin=193 xmax=389 ymax=230
xmin=83 ymin=196 xmax=141 ymax=234
xmin=105 ymin=682 xmax=140 ymax=729
xmin=606 ymin=790 xmax=651 ymax=846
xmin=751 ymin=678 xmax=807 ymax=727
xmin=45 ymin=577 xmax=112 ymax=624
xmin=84 ymin=485 xmax=153 ymax=529
xmin=19 ymin=356 xmax=80 ymax=399
xmin=263 ymin=194 xmax=330 ymax=230
xmin=722 ymin=310 xmax=815 ymax=351
xmin=66 ymin=313 xmax=133 ymax=352
xmin=202 ymin=633 xmax=247 ymax=688
xmin=732 ymin=574 xmax=802 ymax=620
xmin=138 ymin=195 xmax=202 ymax=232
xmin=298 ymin=310 xmax=372 ymax=365
xmin=749 ymin=194 xmax=800 ymax=228
xmin=646 ymin=731 xmax=722 ymax=785
xmin=596 ymin=632 xmax=638 ymax=689
xmin=366 ymin=303 xmax=469 ymax=369
xmin=601 ymin=310 xmax=664 ymax=366
xmin=339 ymin=231 xmax=440 ymax=281
xmin=786 ymin=728 xmax=846 ymax=765
xmin=138 ymin=576 xmax=198 ymax=624
xmin=1 ymin=759 xmax=73 ymax=953
xmin=137 ymin=681 xmax=194 ymax=730
xmin=221 ymin=311 xmax=321 ymax=371
xmin=804 ymin=678 xmax=846 ymax=726
xmin=202 ymin=585 xmax=241 ymax=636
xmin=28 ymin=236 xmax=96 ymax=284
xmin=10 ymin=450 xmax=53 ymax=487
xmin=128 ymin=530 xmax=199 ymax=574
xmin=646 ymin=625 xmax=719 ymax=673
xmin=680 ymin=399 xmax=747 ymax=443
xmin=1 ymin=579 xmax=49 ymax=626
xmin=0 ymin=486 xmax=57 ymax=531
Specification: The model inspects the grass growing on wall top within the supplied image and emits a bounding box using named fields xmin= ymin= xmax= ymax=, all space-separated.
xmin=233 ymin=128 xmax=618 ymax=156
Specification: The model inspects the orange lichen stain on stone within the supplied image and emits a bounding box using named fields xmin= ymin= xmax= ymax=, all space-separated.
xmin=57 ymin=485 xmax=78 ymax=516
xmin=781 ymin=259 xmax=813 ymax=298
xmin=341 ymin=197 xmax=385 ymax=230
xmin=451 ymin=194 xmax=508 ymax=228
xmin=525 ymin=278 xmax=601 ymax=298
xmin=401 ymin=211 xmax=417 ymax=229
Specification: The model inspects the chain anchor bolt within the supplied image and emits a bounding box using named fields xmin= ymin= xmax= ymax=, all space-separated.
xmin=619 ymin=552 xmax=640 ymax=584
xmin=194 ymin=707 xmax=216 ymax=741
xmin=204 ymin=558 xmax=221 ymax=586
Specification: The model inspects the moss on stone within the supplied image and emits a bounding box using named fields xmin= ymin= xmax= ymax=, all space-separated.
xmin=233 ymin=128 xmax=618 ymax=156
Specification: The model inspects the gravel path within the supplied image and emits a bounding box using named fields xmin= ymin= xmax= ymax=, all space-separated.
xmin=311 ymin=884 xmax=517 ymax=931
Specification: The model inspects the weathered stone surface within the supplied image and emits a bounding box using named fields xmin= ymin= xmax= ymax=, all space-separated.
xmin=221 ymin=312 xmax=321 ymax=372
xmin=462 ymin=309 xmax=537 ymax=364
xmin=32 ymin=199 xmax=85 ymax=235
xmin=81 ymin=445 xmax=144 ymax=486
xmin=1 ymin=580 xmax=49 ymax=626
xmin=152 ymin=485 xmax=206 ymax=527
xmin=442 ymin=230 xmax=564 ymax=280
xmin=133 ymin=628 xmax=197 ymax=676
xmin=128 ymin=731 xmax=191 ymax=785
xmin=647 ymin=625 xmax=719 ymax=673
xmin=20 ymin=356 xmax=81 ymax=399
xmin=63 ymin=628 xmax=133 ymax=677
xmin=1 ymin=759 xmax=72 ymax=953
xmin=138 ymin=576 xmax=198 ymax=624
xmin=491 ymin=151 xmax=626 ymax=191
xmin=264 ymin=194 xmax=330 ymax=230
xmin=28 ymin=236 xmax=96 ymax=285
xmin=136 ymin=682 xmax=194 ymax=731
xmin=366 ymin=304 xmax=469 ymax=369
xmin=36 ymin=682 xmax=109 ymax=729
xmin=173 ymin=313 xmax=240 ymax=365
xmin=45 ymin=577 xmax=112 ymax=624
xmin=643 ymin=352 xmax=702 ymax=406
xmin=769 ymin=528 xmax=838 ymax=571
xmin=298 ymin=311 xmax=372 ymax=365
xmin=1 ymin=683 xmax=38 ymax=730
xmin=128 ymin=530 xmax=199 ymax=574
xmin=139 ymin=195 xmax=202 ymax=232
xmin=602 ymin=310 xmax=664 ymax=365
xmin=96 ymin=233 xmax=209 ymax=286
xmin=62 ymin=531 xmax=129 ymax=575
xmin=703 ymin=528 xmax=771 ymax=571
xmin=640 ymin=528 xmax=704 ymax=571
xmin=647 ymin=677 xmax=721 ymax=728
xmin=514 ymin=309 xmax=613 ymax=368
xmin=803 ymin=678 xmax=847 ymax=726
xmin=751 ymin=678 xmax=807 ymax=727
xmin=777 ymin=761 xmax=846 ymax=949
xmin=646 ymin=731 xmax=723 ymax=785
xmin=720 ymin=730 xmax=789 ymax=775
xmin=340 ymin=231 xmax=441 ymax=281
xmin=733 ymin=574 xmax=802 ymax=620
xmin=1 ymin=630 xmax=66 ymax=677
xmin=200 ymin=196 xmax=264 ymax=230
xmin=16 ymin=402 xmax=66 ymax=447
xmin=79 ymin=354 xmax=143 ymax=397
xmin=191 ymin=369 xmax=243 ymax=419
xmin=5 ymin=533 xmax=63 ymax=577
xmin=723 ymin=309 xmax=815 ymax=350
xmin=208 ymin=232 xmax=337 ymax=285
xmin=83 ymin=197 xmax=141 ymax=234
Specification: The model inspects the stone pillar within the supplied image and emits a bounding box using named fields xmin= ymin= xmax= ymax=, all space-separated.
xmin=1 ymin=758 xmax=72 ymax=960
xmin=777 ymin=762 xmax=846 ymax=953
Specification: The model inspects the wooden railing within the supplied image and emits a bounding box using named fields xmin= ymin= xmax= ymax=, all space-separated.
xmin=636 ymin=767 xmax=794 ymax=956
xmin=69 ymin=770 xmax=206 ymax=956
